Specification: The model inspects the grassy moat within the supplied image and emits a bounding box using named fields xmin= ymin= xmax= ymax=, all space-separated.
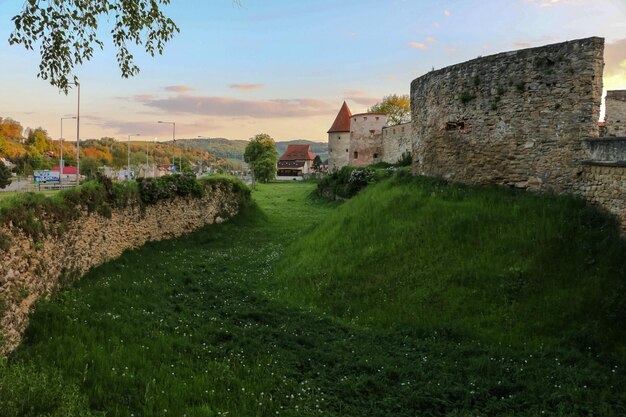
xmin=1 ymin=178 xmax=625 ymax=416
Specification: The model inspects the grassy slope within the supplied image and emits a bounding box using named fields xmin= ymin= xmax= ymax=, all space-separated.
xmin=1 ymin=181 xmax=625 ymax=416
xmin=277 ymin=175 xmax=626 ymax=351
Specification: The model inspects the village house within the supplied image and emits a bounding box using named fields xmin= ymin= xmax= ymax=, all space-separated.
xmin=277 ymin=144 xmax=317 ymax=178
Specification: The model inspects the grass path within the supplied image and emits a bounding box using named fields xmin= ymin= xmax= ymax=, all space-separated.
xmin=3 ymin=182 xmax=625 ymax=416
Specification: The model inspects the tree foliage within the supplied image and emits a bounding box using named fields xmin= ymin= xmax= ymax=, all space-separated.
xmin=0 ymin=161 xmax=11 ymax=189
xmin=312 ymin=155 xmax=322 ymax=173
xmin=244 ymin=134 xmax=278 ymax=183
xmin=9 ymin=0 xmax=180 ymax=92
xmin=0 ymin=118 xmax=24 ymax=141
xmin=368 ymin=94 xmax=411 ymax=125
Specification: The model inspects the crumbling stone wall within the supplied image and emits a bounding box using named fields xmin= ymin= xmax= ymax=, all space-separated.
xmin=382 ymin=122 xmax=413 ymax=164
xmin=411 ymin=37 xmax=604 ymax=192
xmin=606 ymin=90 xmax=626 ymax=137
xmin=0 ymin=185 xmax=246 ymax=354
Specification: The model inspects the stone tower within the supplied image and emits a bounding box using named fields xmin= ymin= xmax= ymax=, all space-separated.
xmin=348 ymin=112 xmax=387 ymax=166
xmin=327 ymin=101 xmax=352 ymax=170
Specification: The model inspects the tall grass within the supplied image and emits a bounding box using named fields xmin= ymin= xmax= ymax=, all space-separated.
xmin=1 ymin=181 xmax=625 ymax=416
xmin=276 ymin=175 xmax=626 ymax=352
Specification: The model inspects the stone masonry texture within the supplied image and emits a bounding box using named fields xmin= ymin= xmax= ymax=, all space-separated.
xmin=0 ymin=184 xmax=245 ymax=354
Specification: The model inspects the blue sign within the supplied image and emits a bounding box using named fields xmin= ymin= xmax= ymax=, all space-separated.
xmin=34 ymin=170 xmax=61 ymax=184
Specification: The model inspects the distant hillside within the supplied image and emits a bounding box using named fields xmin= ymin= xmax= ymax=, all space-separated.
xmin=182 ymin=138 xmax=328 ymax=162
xmin=178 ymin=138 xmax=248 ymax=162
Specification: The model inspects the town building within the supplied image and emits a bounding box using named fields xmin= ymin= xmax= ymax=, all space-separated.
xmin=277 ymin=144 xmax=317 ymax=178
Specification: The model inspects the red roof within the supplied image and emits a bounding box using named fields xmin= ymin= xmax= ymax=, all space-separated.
xmin=279 ymin=144 xmax=316 ymax=161
xmin=52 ymin=166 xmax=78 ymax=175
xmin=327 ymin=101 xmax=352 ymax=133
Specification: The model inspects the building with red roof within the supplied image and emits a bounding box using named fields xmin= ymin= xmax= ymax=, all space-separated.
xmin=277 ymin=144 xmax=317 ymax=177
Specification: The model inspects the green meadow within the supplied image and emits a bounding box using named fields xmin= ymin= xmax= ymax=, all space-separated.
xmin=1 ymin=179 xmax=626 ymax=416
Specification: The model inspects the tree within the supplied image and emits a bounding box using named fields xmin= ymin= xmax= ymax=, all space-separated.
xmin=9 ymin=1 xmax=180 ymax=92
xmin=368 ymin=94 xmax=411 ymax=125
xmin=244 ymin=133 xmax=278 ymax=185
xmin=312 ymin=155 xmax=322 ymax=173
xmin=0 ymin=161 xmax=11 ymax=189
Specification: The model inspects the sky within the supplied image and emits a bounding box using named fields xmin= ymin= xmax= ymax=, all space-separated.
xmin=0 ymin=0 xmax=625 ymax=142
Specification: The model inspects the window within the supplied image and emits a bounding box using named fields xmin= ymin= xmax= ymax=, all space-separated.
xmin=446 ymin=121 xmax=467 ymax=131
xmin=402 ymin=127 xmax=405 ymax=132
xmin=393 ymin=129 xmax=396 ymax=134
xmin=376 ymin=116 xmax=380 ymax=121
xmin=346 ymin=149 xmax=348 ymax=152
xmin=373 ymin=153 xmax=379 ymax=159
xmin=353 ymin=151 xmax=359 ymax=159
xmin=364 ymin=117 xmax=368 ymax=121
xmin=369 ymin=129 xmax=376 ymax=134
xmin=338 ymin=136 xmax=341 ymax=140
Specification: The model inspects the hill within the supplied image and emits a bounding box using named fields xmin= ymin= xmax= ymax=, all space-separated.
xmin=180 ymin=138 xmax=328 ymax=162
xmin=276 ymin=174 xmax=626 ymax=352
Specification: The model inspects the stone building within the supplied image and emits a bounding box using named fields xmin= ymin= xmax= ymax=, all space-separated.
xmin=327 ymin=102 xmax=411 ymax=170
xmin=605 ymin=90 xmax=626 ymax=137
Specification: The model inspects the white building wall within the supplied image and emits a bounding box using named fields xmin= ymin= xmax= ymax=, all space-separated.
xmin=328 ymin=132 xmax=350 ymax=170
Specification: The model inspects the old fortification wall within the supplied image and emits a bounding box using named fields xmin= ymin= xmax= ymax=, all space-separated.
xmin=411 ymin=37 xmax=604 ymax=192
xmin=606 ymin=90 xmax=626 ymax=136
xmin=382 ymin=122 xmax=413 ymax=164
xmin=349 ymin=113 xmax=387 ymax=166
xmin=0 ymin=183 xmax=246 ymax=354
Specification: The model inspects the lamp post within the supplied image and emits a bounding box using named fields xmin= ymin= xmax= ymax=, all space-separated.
xmin=67 ymin=82 xmax=81 ymax=184
xmin=60 ymin=116 xmax=77 ymax=184
xmin=157 ymin=121 xmax=176 ymax=172
xmin=128 ymin=134 xmax=141 ymax=179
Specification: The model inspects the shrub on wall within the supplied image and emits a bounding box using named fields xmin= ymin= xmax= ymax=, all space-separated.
xmin=0 ymin=174 xmax=249 ymax=250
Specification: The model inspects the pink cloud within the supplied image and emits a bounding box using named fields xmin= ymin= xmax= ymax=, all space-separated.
xmin=229 ymin=83 xmax=265 ymax=91
xmin=408 ymin=42 xmax=429 ymax=50
xmin=426 ymin=36 xmax=437 ymax=43
xmin=513 ymin=41 xmax=532 ymax=48
xmin=433 ymin=22 xmax=441 ymax=29
xmin=444 ymin=10 xmax=451 ymax=16
xmin=136 ymin=94 xmax=335 ymax=118
xmin=165 ymin=85 xmax=193 ymax=93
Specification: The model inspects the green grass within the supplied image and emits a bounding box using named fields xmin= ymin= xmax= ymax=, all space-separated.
xmin=277 ymin=175 xmax=626 ymax=352
xmin=2 ymin=180 xmax=626 ymax=416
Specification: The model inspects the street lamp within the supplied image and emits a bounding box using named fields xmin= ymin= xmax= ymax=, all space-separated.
xmin=60 ymin=116 xmax=77 ymax=184
xmin=67 ymin=82 xmax=80 ymax=184
xmin=157 ymin=121 xmax=177 ymax=172
xmin=128 ymin=134 xmax=141 ymax=179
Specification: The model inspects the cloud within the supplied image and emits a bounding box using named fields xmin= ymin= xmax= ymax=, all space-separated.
xmin=87 ymin=115 xmax=223 ymax=137
xmin=604 ymin=38 xmax=626 ymax=90
xmin=135 ymin=94 xmax=335 ymax=118
xmin=444 ymin=10 xmax=451 ymax=16
xmin=524 ymin=0 xmax=589 ymax=7
xmin=408 ymin=42 xmax=429 ymax=50
xmin=513 ymin=41 xmax=532 ymax=48
xmin=165 ymin=85 xmax=193 ymax=93
xmin=229 ymin=83 xmax=265 ymax=91
xmin=426 ymin=36 xmax=437 ymax=43
xmin=432 ymin=21 xmax=441 ymax=29
xmin=346 ymin=32 xmax=358 ymax=37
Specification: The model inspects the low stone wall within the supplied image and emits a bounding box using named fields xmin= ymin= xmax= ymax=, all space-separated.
xmin=0 ymin=182 xmax=246 ymax=354
xmin=581 ymin=162 xmax=626 ymax=230
xmin=583 ymin=137 xmax=626 ymax=161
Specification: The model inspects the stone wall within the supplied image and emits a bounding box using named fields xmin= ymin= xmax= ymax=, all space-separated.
xmin=349 ymin=113 xmax=387 ymax=166
xmin=411 ymin=37 xmax=604 ymax=192
xmin=583 ymin=137 xmax=626 ymax=161
xmin=606 ymin=90 xmax=626 ymax=137
xmin=382 ymin=122 xmax=413 ymax=164
xmin=0 ymin=183 xmax=246 ymax=354
xmin=581 ymin=162 xmax=626 ymax=229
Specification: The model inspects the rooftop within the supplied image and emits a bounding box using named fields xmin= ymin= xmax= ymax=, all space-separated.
xmin=279 ymin=144 xmax=316 ymax=161
xmin=327 ymin=101 xmax=352 ymax=133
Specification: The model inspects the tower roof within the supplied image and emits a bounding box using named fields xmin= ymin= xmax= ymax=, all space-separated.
xmin=327 ymin=101 xmax=352 ymax=133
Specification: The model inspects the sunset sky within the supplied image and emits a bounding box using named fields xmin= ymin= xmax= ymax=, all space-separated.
xmin=1 ymin=0 xmax=625 ymax=142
